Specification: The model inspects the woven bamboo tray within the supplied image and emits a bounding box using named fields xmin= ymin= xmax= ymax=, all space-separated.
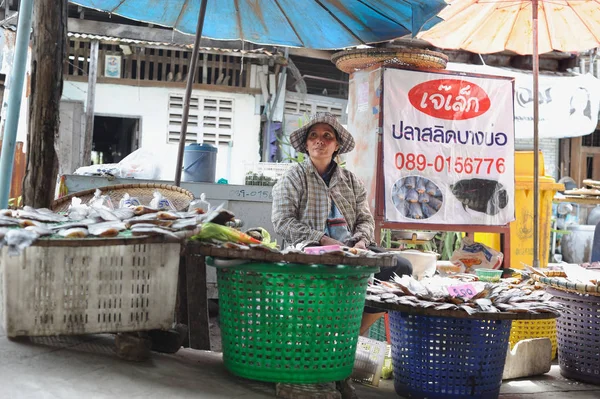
xmin=331 ymin=48 xmax=448 ymax=74
xmin=51 ymin=183 xmax=194 ymax=212
xmin=532 ymin=274 xmax=600 ymax=296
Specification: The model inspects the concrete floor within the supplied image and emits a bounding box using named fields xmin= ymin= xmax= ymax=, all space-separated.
xmin=1 ymin=324 xmax=599 ymax=399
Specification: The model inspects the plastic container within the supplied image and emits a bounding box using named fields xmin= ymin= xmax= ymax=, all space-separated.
xmin=213 ymin=260 xmax=377 ymax=384
xmin=0 ymin=242 xmax=180 ymax=337
xmin=547 ymin=287 xmax=600 ymax=384
xmin=389 ymin=312 xmax=511 ymax=398
xmin=183 ymin=143 xmax=217 ymax=183
xmin=509 ymin=319 xmax=557 ymax=360
xmin=475 ymin=268 xmax=503 ymax=282
xmin=351 ymin=336 xmax=388 ymax=387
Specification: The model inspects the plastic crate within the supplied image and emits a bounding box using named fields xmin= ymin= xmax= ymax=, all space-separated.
xmin=214 ymin=260 xmax=377 ymax=384
xmin=368 ymin=316 xmax=388 ymax=342
xmin=352 ymin=336 xmax=387 ymax=387
xmin=547 ymin=287 xmax=600 ymax=384
xmin=509 ymin=319 xmax=558 ymax=360
xmin=1 ymin=242 xmax=180 ymax=337
xmin=389 ymin=311 xmax=511 ymax=399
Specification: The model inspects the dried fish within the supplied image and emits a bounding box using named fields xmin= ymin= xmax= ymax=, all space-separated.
xmin=0 ymin=209 xmax=13 ymax=217
xmin=415 ymin=178 xmax=426 ymax=194
xmin=58 ymin=228 xmax=89 ymax=238
xmin=157 ymin=211 xmax=181 ymax=221
xmin=112 ymin=208 xmax=135 ymax=221
xmin=130 ymin=226 xmax=179 ymax=239
xmin=418 ymin=192 xmax=430 ymax=204
xmin=425 ymin=181 xmax=438 ymax=196
xmin=48 ymin=219 xmax=96 ymax=231
xmin=0 ymin=216 xmax=20 ymax=227
xmin=4 ymin=229 xmax=39 ymax=256
xmin=24 ymin=225 xmax=54 ymax=237
xmin=18 ymin=219 xmax=46 ymax=228
xmin=88 ymin=221 xmax=127 ymax=237
xmin=88 ymin=208 xmax=120 ymax=222
xmin=16 ymin=210 xmax=68 ymax=223
xmin=404 ymin=176 xmax=416 ymax=189
xmin=171 ymin=218 xmax=199 ymax=230
xmin=421 ymin=203 xmax=437 ymax=218
xmin=428 ymin=196 xmax=443 ymax=211
xmin=134 ymin=206 xmax=159 ymax=216
xmin=408 ymin=202 xmax=423 ymax=219
xmin=406 ymin=189 xmax=419 ymax=203
xmin=125 ymin=218 xmax=174 ymax=229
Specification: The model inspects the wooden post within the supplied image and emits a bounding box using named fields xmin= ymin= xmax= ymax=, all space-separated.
xmin=22 ymin=0 xmax=67 ymax=208
xmin=82 ymin=39 xmax=99 ymax=166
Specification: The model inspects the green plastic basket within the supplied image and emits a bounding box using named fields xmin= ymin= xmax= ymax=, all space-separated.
xmin=368 ymin=316 xmax=387 ymax=342
xmin=475 ymin=268 xmax=503 ymax=282
xmin=212 ymin=259 xmax=378 ymax=383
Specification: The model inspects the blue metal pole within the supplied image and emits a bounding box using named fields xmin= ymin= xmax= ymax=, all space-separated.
xmin=0 ymin=0 xmax=35 ymax=208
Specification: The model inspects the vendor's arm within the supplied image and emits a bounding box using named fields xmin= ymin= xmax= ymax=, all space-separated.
xmin=349 ymin=174 xmax=376 ymax=246
xmin=272 ymin=170 xmax=325 ymax=247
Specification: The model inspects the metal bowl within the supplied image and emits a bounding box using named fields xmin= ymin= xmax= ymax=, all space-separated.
xmin=391 ymin=231 xmax=438 ymax=242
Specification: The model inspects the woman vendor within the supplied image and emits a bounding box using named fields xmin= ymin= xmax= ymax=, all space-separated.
xmin=271 ymin=113 xmax=412 ymax=396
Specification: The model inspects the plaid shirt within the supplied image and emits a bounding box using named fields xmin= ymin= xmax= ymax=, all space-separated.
xmin=271 ymin=159 xmax=375 ymax=248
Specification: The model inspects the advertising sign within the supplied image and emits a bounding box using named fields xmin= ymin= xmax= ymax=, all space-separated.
xmin=383 ymin=68 xmax=515 ymax=225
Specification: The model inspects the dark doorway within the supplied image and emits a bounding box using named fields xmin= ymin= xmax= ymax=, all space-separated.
xmin=92 ymin=116 xmax=139 ymax=164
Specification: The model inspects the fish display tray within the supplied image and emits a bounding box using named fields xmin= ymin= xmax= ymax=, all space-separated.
xmin=0 ymin=239 xmax=180 ymax=337
xmin=389 ymin=311 xmax=511 ymax=399
xmin=213 ymin=260 xmax=377 ymax=384
xmin=546 ymin=287 xmax=600 ymax=385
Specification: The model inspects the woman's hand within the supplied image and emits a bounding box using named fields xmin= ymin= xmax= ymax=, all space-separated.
xmin=319 ymin=235 xmax=344 ymax=246
xmin=353 ymin=239 xmax=367 ymax=250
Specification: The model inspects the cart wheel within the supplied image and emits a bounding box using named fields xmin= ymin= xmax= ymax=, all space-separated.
xmin=115 ymin=332 xmax=152 ymax=362
xmin=148 ymin=323 xmax=188 ymax=354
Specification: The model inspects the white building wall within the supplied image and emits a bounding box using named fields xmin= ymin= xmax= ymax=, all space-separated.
xmin=62 ymin=80 xmax=261 ymax=184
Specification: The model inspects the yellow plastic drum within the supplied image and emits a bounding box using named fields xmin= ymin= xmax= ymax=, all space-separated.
xmin=511 ymin=176 xmax=563 ymax=269
xmin=509 ymin=319 xmax=558 ymax=360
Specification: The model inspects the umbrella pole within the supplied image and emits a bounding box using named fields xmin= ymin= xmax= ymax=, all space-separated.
xmin=532 ymin=0 xmax=540 ymax=268
xmin=174 ymin=0 xmax=208 ymax=187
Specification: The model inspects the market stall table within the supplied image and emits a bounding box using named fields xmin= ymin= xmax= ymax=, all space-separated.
xmin=180 ymin=242 xmax=397 ymax=350
xmin=364 ymin=299 xmax=558 ymax=399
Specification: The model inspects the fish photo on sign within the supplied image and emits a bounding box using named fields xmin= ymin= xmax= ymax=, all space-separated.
xmin=391 ymin=176 xmax=444 ymax=220
xmin=450 ymin=178 xmax=508 ymax=220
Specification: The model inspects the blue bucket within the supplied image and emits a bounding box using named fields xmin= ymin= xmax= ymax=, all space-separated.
xmin=183 ymin=143 xmax=217 ymax=183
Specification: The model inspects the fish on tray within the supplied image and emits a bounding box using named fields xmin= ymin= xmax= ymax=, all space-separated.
xmin=134 ymin=206 xmax=160 ymax=216
xmin=4 ymin=229 xmax=39 ymax=256
xmin=16 ymin=209 xmax=68 ymax=223
xmin=156 ymin=211 xmax=182 ymax=220
xmin=88 ymin=221 xmax=127 ymax=237
xmin=125 ymin=218 xmax=174 ymax=228
xmin=171 ymin=218 xmax=199 ymax=230
xmin=130 ymin=225 xmax=179 ymax=239
xmin=0 ymin=209 xmax=13 ymax=217
xmin=0 ymin=216 xmax=21 ymax=227
xmin=58 ymin=228 xmax=89 ymax=238
xmin=24 ymin=225 xmax=54 ymax=237
xmin=450 ymin=178 xmax=508 ymax=215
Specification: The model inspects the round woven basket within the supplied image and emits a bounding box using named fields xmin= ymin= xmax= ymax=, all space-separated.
xmin=51 ymin=183 xmax=194 ymax=212
xmin=331 ymin=47 xmax=448 ymax=74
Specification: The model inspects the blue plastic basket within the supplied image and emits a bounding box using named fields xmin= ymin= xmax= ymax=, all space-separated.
xmin=389 ymin=311 xmax=511 ymax=399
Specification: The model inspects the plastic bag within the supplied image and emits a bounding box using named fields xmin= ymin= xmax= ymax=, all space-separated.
xmin=88 ymin=189 xmax=114 ymax=210
xmin=450 ymin=237 xmax=503 ymax=272
xmin=118 ymin=148 xmax=161 ymax=180
xmin=74 ymin=164 xmax=121 ymax=177
xmin=188 ymin=193 xmax=210 ymax=214
xmin=149 ymin=191 xmax=175 ymax=210
xmin=191 ymin=222 xmax=261 ymax=245
xmin=119 ymin=193 xmax=141 ymax=208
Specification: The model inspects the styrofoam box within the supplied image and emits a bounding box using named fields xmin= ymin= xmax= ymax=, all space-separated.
xmin=0 ymin=242 xmax=180 ymax=337
xmin=352 ymin=336 xmax=388 ymax=387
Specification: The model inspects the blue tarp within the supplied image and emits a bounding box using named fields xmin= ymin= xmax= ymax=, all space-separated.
xmin=70 ymin=0 xmax=445 ymax=49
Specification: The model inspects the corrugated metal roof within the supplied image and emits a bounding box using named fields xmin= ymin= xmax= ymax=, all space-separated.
xmin=1 ymin=23 xmax=279 ymax=58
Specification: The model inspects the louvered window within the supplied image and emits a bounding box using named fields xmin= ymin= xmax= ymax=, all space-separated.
xmin=202 ymin=98 xmax=233 ymax=146
xmin=167 ymin=95 xmax=233 ymax=145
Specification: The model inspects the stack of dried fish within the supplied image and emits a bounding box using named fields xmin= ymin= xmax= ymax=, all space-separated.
xmin=366 ymin=274 xmax=564 ymax=316
xmin=0 ymin=201 xmax=238 ymax=256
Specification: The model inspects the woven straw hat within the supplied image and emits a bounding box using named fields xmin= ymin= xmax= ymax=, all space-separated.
xmin=290 ymin=113 xmax=355 ymax=155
